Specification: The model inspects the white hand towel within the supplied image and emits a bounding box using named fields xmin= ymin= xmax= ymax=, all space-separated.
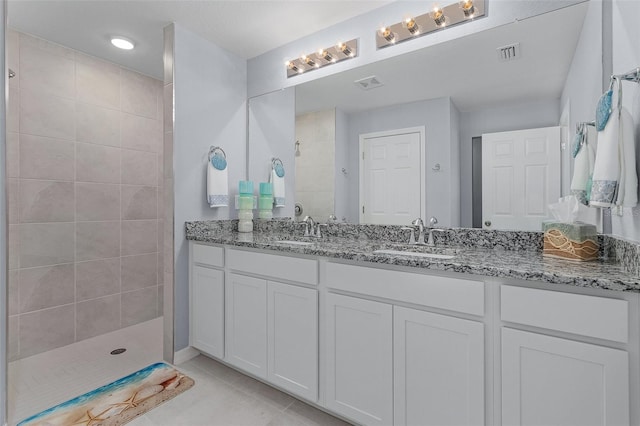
xmin=207 ymin=160 xmax=228 ymax=207
xmin=616 ymin=107 xmax=638 ymax=208
xmin=570 ymin=128 xmax=596 ymax=206
xmin=590 ymin=109 xmax=620 ymax=207
xmin=271 ymin=169 xmax=285 ymax=207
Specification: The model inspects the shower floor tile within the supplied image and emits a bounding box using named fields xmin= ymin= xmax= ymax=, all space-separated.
xmin=8 ymin=317 xmax=163 ymax=425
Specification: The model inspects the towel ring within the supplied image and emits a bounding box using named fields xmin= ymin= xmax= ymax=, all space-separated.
xmin=271 ymin=157 xmax=283 ymax=169
xmin=209 ymin=146 xmax=226 ymax=161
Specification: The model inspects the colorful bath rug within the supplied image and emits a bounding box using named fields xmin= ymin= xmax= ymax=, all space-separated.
xmin=18 ymin=362 xmax=194 ymax=426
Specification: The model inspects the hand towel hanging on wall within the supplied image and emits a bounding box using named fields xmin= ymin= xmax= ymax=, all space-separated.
xmin=590 ymin=79 xmax=621 ymax=208
xmin=271 ymin=158 xmax=285 ymax=207
xmin=615 ymin=107 xmax=638 ymax=211
xmin=570 ymin=124 xmax=596 ymax=206
xmin=207 ymin=147 xmax=229 ymax=207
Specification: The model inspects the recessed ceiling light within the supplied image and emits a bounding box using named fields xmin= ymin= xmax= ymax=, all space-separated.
xmin=111 ymin=37 xmax=135 ymax=50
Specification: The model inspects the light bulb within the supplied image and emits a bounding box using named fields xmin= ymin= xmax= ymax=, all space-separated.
xmin=403 ymin=18 xmax=420 ymax=35
xmin=318 ymin=49 xmax=335 ymax=62
xmin=459 ymin=0 xmax=475 ymax=18
xmin=337 ymin=42 xmax=354 ymax=57
xmin=379 ymin=27 xmax=396 ymax=43
xmin=302 ymin=55 xmax=318 ymax=68
xmin=430 ymin=6 xmax=447 ymax=27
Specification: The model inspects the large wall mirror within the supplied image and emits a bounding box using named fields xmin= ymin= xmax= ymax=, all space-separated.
xmin=249 ymin=1 xmax=598 ymax=231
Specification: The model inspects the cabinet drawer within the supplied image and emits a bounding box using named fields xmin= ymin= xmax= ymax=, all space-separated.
xmin=192 ymin=243 xmax=224 ymax=267
xmin=227 ymin=249 xmax=318 ymax=285
xmin=501 ymin=285 xmax=628 ymax=343
xmin=326 ymin=263 xmax=484 ymax=316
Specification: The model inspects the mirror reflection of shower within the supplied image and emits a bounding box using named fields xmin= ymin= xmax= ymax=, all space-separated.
xmin=8 ymin=68 xmax=15 ymax=78
xmin=294 ymin=109 xmax=336 ymax=222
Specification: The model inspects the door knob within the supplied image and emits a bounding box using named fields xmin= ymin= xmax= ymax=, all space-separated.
xmin=484 ymin=220 xmax=492 ymax=227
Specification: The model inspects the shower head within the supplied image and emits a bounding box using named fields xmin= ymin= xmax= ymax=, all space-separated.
xmin=8 ymin=69 xmax=15 ymax=79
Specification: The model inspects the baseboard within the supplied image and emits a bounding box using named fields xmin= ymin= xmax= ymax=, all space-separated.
xmin=173 ymin=346 xmax=200 ymax=365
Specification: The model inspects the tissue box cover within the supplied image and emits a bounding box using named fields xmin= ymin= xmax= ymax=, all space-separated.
xmin=543 ymin=221 xmax=599 ymax=261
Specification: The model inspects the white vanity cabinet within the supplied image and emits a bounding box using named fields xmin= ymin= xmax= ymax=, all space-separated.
xmin=394 ymin=307 xmax=485 ymax=426
xmin=325 ymin=262 xmax=485 ymax=426
xmin=225 ymin=248 xmax=319 ymax=402
xmin=189 ymin=243 xmax=225 ymax=359
xmin=325 ymin=293 xmax=393 ymax=426
xmin=500 ymin=285 xmax=630 ymax=426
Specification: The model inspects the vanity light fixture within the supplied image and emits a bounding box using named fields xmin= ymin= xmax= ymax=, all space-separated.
xmin=302 ymin=55 xmax=319 ymax=68
xmin=459 ymin=0 xmax=476 ymax=18
xmin=318 ymin=49 xmax=336 ymax=63
xmin=430 ymin=6 xmax=447 ymax=27
xmin=285 ymin=39 xmax=357 ymax=78
xmin=402 ymin=18 xmax=420 ymax=35
xmin=378 ymin=27 xmax=396 ymax=43
xmin=376 ymin=0 xmax=485 ymax=49
xmin=110 ymin=36 xmax=135 ymax=50
xmin=286 ymin=60 xmax=304 ymax=74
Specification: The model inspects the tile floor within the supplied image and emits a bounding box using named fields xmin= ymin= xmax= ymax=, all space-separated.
xmin=129 ymin=355 xmax=352 ymax=426
xmin=8 ymin=317 xmax=351 ymax=426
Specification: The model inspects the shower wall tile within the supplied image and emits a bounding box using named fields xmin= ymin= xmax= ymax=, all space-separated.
xmin=76 ymin=143 xmax=121 ymax=184
xmin=121 ymin=220 xmax=157 ymax=255
xmin=9 ymin=271 xmax=19 ymax=316
xmin=76 ymin=221 xmax=120 ymax=261
xmin=158 ymin=285 xmax=164 ymax=316
xmin=76 ymin=102 xmax=120 ymax=147
xmin=8 ymin=179 xmax=19 ymax=224
xmin=121 ymin=68 xmax=159 ymax=119
xmin=20 ymin=223 xmax=74 ymax=268
xmin=19 ymin=304 xmax=75 ymax=358
xmin=122 ymin=112 xmax=161 ymax=153
xmin=7 ymin=132 xmax=19 ymax=178
xmin=163 ymin=84 xmax=173 ymax=133
xmin=122 ymin=149 xmax=157 ymax=186
xmin=121 ymin=253 xmax=157 ymax=292
xmin=19 ymin=263 xmax=74 ymax=313
xmin=8 ymin=225 xmax=20 ymax=270
xmin=76 ymin=183 xmax=120 ymax=221
xmin=19 ymin=32 xmax=75 ymax=60
xmin=76 ymin=53 xmax=120 ymax=109
xmin=76 ymin=294 xmax=121 ymax=341
xmin=8 ymin=88 xmax=19 ymax=133
xmin=20 ymin=89 xmax=75 ymax=140
xmin=163 ymin=132 xmax=173 ymax=178
xmin=76 ymin=258 xmax=121 ymax=301
xmin=8 ymin=31 xmax=163 ymax=358
xmin=122 ymin=287 xmax=158 ymax=327
xmin=20 ymin=43 xmax=75 ymax=100
xmin=19 ymin=180 xmax=75 ymax=223
xmin=8 ymin=316 xmax=19 ymax=362
xmin=8 ymin=29 xmax=19 ymax=91
xmin=122 ymin=185 xmax=157 ymax=220
xmin=20 ymin=134 xmax=74 ymax=181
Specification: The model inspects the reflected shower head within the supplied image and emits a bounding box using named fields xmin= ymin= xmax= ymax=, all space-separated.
xmin=8 ymin=69 xmax=15 ymax=79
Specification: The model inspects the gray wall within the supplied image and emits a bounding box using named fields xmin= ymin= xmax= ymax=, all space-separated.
xmin=248 ymin=88 xmax=295 ymax=219
xmin=173 ymin=24 xmax=247 ymax=351
xmin=610 ymin=0 xmax=640 ymax=241
xmin=345 ymin=97 xmax=458 ymax=227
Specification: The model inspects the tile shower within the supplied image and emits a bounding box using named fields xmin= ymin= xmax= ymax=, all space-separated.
xmin=6 ymin=30 xmax=164 ymax=360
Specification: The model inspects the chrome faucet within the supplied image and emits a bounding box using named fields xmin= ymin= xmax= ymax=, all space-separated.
xmin=303 ymin=216 xmax=316 ymax=237
xmin=412 ymin=218 xmax=426 ymax=245
xmin=426 ymin=217 xmax=445 ymax=247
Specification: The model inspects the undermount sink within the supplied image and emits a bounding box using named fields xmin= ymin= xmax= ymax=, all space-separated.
xmin=373 ymin=249 xmax=456 ymax=260
xmin=274 ymin=240 xmax=314 ymax=246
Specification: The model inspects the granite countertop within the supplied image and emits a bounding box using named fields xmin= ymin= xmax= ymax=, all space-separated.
xmin=186 ymin=223 xmax=640 ymax=292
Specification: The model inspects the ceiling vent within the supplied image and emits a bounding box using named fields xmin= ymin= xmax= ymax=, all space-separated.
xmin=354 ymin=76 xmax=384 ymax=91
xmin=497 ymin=43 xmax=521 ymax=62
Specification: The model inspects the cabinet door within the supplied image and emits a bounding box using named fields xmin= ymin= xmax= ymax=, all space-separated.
xmin=502 ymin=328 xmax=629 ymax=426
xmin=325 ymin=293 xmax=393 ymax=426
xmin=267 ymin=281 xmax=318 ymax=402
xmin=190 ymin=265 xmax=224 ymax=358
xmin=394 ymin=307 xmax=484 ymax=426
xmin=226 ymin=273 xmax=267 ymax=378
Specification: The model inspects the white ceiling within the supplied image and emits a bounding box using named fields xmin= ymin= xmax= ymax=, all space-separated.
xmin=7 ymin=0 xmax=393 ymax=79
xmin=296 ymin=2 xmax=588 ymax=114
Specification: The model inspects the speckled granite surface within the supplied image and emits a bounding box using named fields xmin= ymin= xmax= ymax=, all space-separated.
xmin=185 ymin=220 xmax=640 ymax=292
